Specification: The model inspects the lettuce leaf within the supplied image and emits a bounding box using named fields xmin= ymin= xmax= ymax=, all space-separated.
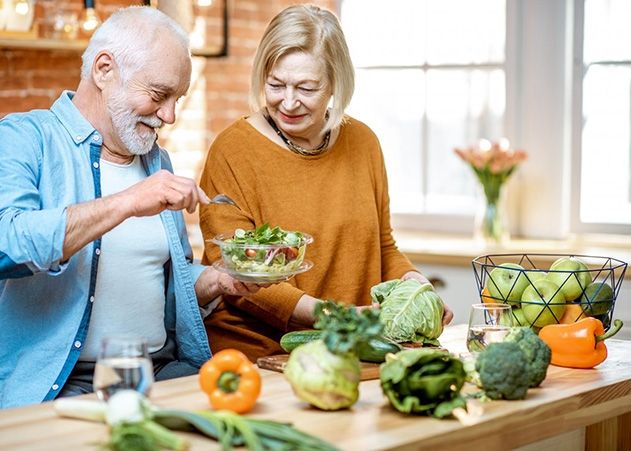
xmin=380 ymin=348 xmax=466 ymax=417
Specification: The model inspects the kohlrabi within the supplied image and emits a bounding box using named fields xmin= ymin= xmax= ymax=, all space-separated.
xmin=284 ymin=301 xmax=383 ymax=410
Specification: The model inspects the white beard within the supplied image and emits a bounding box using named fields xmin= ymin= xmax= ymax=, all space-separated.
xmin=107 ymin=90 xmax=163 ymax=156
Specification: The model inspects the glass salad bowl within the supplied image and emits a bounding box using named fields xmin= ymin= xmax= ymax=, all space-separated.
xmin=209 ymin=224 xmax=314 ymax=283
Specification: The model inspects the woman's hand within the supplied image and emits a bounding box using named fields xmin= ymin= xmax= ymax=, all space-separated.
xmin=402 ymin=270 xmax=454 ymax=325
xmin=289 ymin=296 xmax=380 ymax=329
xmin=440 ymin=303 xmax=454 ymax=325
xmin=288 ymin=294 xmax=322 ymax=329
xmin=401 ymin=270 xmax=431 ymax=285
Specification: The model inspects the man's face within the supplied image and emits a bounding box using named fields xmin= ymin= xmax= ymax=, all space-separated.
xmin=107 ymin=88 xmax=163 ymax=156
xmin=105 ymin=36 xmax=192 ymax=156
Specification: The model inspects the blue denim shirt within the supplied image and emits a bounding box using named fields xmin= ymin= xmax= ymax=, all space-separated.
xmin=0 ymin=91 xmax=211 ymax=408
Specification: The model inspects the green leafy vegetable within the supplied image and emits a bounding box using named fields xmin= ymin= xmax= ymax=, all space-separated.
xmin=371 ymin=279 xmax=445 ymax=345
xmin=379 ymin=348 xmax=466 ymax=418
xmin=314 ymin=301 xmax=383 ymax=355
xmin=231 ymin=223 xmax=304 ymax=247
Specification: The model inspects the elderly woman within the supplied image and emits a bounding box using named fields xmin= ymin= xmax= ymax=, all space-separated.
xmin=199 ymin=4 xmax=453 ymax=361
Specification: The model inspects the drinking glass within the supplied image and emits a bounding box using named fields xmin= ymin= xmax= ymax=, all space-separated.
xmin=466 ymin=303 xmax=513 ymax=353
xmin=93 ymin=336 xmax=154 ymax=401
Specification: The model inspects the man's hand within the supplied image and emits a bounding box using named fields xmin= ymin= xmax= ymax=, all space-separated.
xmin=115 ymin=169 xmax=210 ymax=217
xmin=195 ymin=267 xmax=267 ymax=306
xmin=63 ymin=171 xmax=211 ymax=261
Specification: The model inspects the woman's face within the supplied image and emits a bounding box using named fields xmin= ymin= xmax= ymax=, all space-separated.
xmin=264 ymin=51 xmax=332 ymax=146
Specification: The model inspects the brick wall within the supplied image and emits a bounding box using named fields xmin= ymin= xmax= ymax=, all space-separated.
xmin=1 ymin=0 xmax=336 ymax=243
xmin=1 ymin=0 xmax=337 ymax=139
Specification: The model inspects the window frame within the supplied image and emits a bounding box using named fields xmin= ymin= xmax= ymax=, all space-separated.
xmin=382 ymin=1 xmax=515 ymax=235
xmin=343 ymin=0 xmax=631 ymax=238
xmin=569 ymin=0 xmax=631 ymax=235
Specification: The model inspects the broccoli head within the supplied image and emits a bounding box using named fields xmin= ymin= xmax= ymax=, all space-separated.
xmin=475 ymin=342 xmax=530 ymax=400
xmin=504 ymin=327 xmax=551 ymax=388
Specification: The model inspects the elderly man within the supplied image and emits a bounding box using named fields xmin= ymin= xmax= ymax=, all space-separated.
xmin=0 ymin=7 xmax=257 ymax=408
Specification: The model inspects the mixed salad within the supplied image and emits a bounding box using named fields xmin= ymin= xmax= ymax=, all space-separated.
xmin=217 ymin=224 xmax=311 ymax=276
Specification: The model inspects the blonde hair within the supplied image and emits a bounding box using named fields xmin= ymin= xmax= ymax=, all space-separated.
xmin=249 ymin=5 xmax=355 ymax=132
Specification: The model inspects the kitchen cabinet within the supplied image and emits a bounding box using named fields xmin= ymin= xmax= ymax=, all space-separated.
xmin=415 ymin=262 xmax=478 ymax=325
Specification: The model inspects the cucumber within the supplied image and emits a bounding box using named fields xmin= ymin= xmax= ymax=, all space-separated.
xmin=356 ymin=337 xmax=402 ymax=363
xmin=280 ymin=330 xmax=401 ymax=363
xmin=280 ymin=330 xmax=322 ymax=352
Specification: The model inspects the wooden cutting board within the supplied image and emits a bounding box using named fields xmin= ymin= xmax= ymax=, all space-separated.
xmin=257 ymin=354 xmax=381 ymax=381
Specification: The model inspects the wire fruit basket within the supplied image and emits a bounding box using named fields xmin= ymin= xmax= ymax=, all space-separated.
xmin=472 ymin=253 xmax=627 ymax=331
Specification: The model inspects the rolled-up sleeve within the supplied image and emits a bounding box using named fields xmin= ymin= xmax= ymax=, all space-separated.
xmin=0 ymin=118 xmax=68 ymax=278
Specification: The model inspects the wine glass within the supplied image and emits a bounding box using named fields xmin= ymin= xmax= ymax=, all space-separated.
xmin=93 ymin=336 xmax=154 ymax=401
xmin=466 ymin=303 xmax=513 ymax=353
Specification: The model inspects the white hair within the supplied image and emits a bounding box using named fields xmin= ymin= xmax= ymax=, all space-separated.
xmin=80 ymin=6 xmax=190 ymax=81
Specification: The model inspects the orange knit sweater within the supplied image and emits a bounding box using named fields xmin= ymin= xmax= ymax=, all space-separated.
xmin=199 ymin=116 xmax=416 ymax=361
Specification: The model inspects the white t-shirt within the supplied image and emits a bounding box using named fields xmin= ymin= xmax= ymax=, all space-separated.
xmin=79 ymin=157 xmax=170 ymax=360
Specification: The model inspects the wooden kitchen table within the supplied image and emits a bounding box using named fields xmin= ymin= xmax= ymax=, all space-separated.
xmin=1 ymin=325 xmax=631 ymax=451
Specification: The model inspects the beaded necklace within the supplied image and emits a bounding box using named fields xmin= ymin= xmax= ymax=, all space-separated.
xmin=264 ymin=113 xmax=331 ymax=156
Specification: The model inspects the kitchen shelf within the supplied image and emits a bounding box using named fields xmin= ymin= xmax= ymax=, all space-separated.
xmin=0 ymin=37 xmax=88 ymax=51
xmin=0 ymin=36 xmax=223 ymax=56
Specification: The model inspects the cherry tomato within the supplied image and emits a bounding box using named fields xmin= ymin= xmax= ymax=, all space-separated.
xmin=245 ymin=248 xmax=257 ymax=258
xmin=284 ymin=247 xmax=299 ymax=260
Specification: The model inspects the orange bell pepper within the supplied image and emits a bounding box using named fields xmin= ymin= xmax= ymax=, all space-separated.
xmin=199 ymin=349 xmax=262 ymax=413
xmin=539 ymin=317 xmax=623 ymax=369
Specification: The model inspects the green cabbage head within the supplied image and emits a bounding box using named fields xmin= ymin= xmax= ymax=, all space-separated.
xmin=284 ymin=340 xmax=360 ymax=410
xmin=371 ymin=279 xmax=444 ymax=345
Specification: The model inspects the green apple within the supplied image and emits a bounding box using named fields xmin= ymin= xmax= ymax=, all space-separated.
xmin=524 ymin=270 xmax=546 ymax=284
xmin=522 ymin=279 xmax=567 ymax=327
xmin=594 ymin=313 xmax=612 ymax=329
xmin=486 ymin=263 xmax=529 ymax=304
xmin=547 ymin=257 xmax=593 ymax=301
xmin=581 ymin=282 xmax=614 ymax=316
xmin=512 ymin=308 xmax=528 ymax=327
xmin=500 ymin=307 xmax=527 ymax=327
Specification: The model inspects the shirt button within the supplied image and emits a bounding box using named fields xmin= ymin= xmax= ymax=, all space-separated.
xmin=75 ymin=135 xmax=81 ymax=141
xmin=92 ymin=134 xmax=100 ymax=141
xmin=89 ymin=295 xmax=95 ymax=303
xmin=74 ymin=341 xmax=82 ymax=348
xmin=52 ymin=384 xmax=59 ymax=390
xmin=95 ymin=248 xmax=101 ymax=255
xmin=93 ymin=162 xmax=99 ymax=169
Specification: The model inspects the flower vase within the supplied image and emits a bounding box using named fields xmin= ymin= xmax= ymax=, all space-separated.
xmin=474 ymin=184 xmax=509 ymax=246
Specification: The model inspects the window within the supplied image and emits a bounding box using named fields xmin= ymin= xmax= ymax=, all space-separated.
xmin=342 ymin=0 xmax=631 ymax=238
xmin=575 ymin=0 xmax=631 ymax=232
xmin=341 ymin=0 xmax=506 ymax=232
